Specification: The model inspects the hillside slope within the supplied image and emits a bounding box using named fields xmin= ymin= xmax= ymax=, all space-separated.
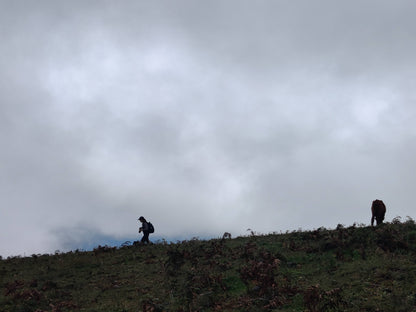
xmin=2 ymin=218 xmax=416 ymax=311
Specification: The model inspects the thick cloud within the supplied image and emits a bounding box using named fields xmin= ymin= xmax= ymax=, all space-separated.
xmin=1 ymin=0 xmax=416 ymax=256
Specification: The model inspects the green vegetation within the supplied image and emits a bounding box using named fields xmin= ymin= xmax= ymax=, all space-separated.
xmin=2 ymin=217 xmax=416 ymax=311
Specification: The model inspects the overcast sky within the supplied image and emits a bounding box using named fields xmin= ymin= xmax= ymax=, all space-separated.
xmin=1 ymin=0 xmax=416 ymax=257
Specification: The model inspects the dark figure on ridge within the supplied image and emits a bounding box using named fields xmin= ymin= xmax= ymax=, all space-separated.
xmin=371 ymin=199 xmax=386 ymax=226
xmin=138 ymin=216 xmax=154 ymax=244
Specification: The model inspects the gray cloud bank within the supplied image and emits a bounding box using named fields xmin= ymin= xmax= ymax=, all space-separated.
xmin=1 ymin=0 xmax=416 ymax=256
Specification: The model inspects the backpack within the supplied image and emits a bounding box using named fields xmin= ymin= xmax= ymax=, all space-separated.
xmin=147 ymin=222 xmax=155 ymax=233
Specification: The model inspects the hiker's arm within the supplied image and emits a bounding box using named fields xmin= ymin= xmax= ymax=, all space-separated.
xmin=144 ymin=222 xmax=150 ymax=231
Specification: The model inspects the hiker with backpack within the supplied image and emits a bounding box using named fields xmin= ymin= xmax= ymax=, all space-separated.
xmin=138 ymin=216 xmax=154 ymax=244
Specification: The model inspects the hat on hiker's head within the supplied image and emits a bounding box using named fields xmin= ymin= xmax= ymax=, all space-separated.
xmin=138 ymin=216 xmax=145 ymax=221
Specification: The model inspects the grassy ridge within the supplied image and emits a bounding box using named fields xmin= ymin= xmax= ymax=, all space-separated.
xmin=2 ymin=217 xmax=416 ymax=311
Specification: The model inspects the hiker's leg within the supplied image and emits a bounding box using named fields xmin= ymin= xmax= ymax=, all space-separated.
xmin=142 ymin=232 xmax=150 ymax=244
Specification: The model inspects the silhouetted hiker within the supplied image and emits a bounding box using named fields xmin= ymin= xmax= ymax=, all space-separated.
xmin=138 ymin=216 xmax=154 ymax=244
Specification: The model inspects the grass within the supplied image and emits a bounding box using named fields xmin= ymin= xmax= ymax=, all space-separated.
xmin=2 ymin=217 xmax=416 ymax=311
